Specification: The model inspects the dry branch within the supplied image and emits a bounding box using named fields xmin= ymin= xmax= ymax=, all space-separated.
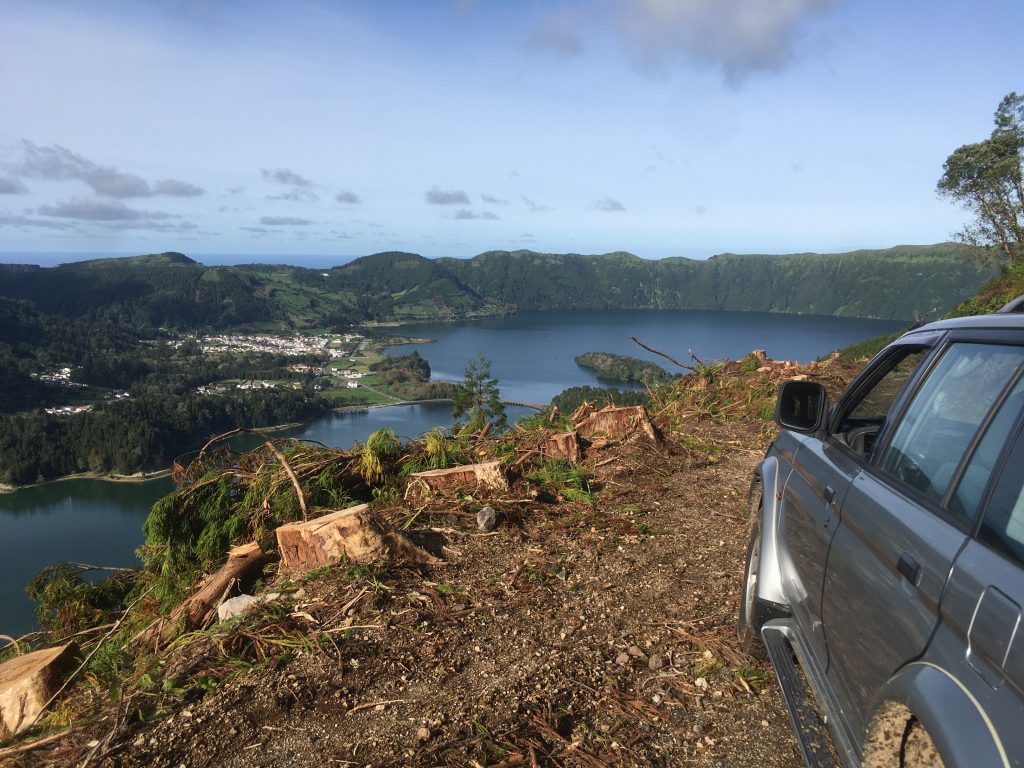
xmin=629 ymin=336 xmax=698 ymax=373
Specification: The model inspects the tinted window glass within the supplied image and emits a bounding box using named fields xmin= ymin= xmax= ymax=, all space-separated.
xmin=878 ymin=343 xmax=1024 ymax=507
xmin=847 ymin=349 xmax=929 ymax=422
xmin=836 ymin=347 xmax=929 ymax=458
xmin=981 ymin=431 xmax=1024 ymax=565
xmin=950 ymin=377 xmax=1024 ymax=521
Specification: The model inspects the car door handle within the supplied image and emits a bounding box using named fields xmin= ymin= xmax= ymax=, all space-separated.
xmin=823 ymin=485 xmax=836 ymax=504
xmin=897 ymin=553 xmax=921 ymax=585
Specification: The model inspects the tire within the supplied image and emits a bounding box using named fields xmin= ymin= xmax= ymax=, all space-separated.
xmin=738 ymin=483 xmax=767 ymax=657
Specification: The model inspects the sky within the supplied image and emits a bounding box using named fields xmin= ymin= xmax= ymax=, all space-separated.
xmin=0 ymin=0 xmax=1021 ymax=263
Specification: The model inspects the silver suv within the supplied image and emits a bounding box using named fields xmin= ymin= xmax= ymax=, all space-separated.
xmin=739 ymin=300 xmax=1024 ymax=768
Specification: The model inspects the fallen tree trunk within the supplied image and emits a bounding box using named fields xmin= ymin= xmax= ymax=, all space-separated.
xmin=136 ymin=542 xmax=269 ymax=649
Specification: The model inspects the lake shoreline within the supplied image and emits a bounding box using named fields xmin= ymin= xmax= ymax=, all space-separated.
xmin=0 ymin=468 xmax=173 ymax=495
xmin=0 ymin=400 xmax=474 ymax=492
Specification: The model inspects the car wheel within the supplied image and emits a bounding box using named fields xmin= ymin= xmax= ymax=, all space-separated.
xmin=738 ymin=482 xmax=766 ymax=657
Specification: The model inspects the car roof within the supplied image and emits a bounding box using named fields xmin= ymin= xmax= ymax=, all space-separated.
xmin=910 ymin=313 xmax=1024 ymax=334
xmin=898 ymin=295 xmax=1024 ymax=339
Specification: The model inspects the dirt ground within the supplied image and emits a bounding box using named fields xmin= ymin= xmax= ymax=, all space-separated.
xmin=8 ymin=439 xmax=805 ymax=766
xmin=5 ymin=356 xmax=868 ymax=768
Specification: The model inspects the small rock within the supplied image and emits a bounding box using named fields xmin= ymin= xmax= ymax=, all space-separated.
xmin=626 ymin=645 xmax=646 ymax=658
xmin=694 ymin=677 xmax=708 ymax=691
xmin=416 ymin=727 xmax=431 ymax=743
xmin=702 ymin=650 xmax=713 ymax=660
xmin=133 ymin=735 xmax=145 ymax=748
xmin=476 ymin=505 xmax=498 ymax=532
xmin=615 ymin=652 xmax=630 ymax=666
xmin=711 ymin=690 xmax=723 ymax=700
xmin=648 ymin=654 xmax=665 ymax=670
xmin=217 ymin=594 xmax=260 ymax=622
xmin=761 ymin=719 xmax=770 ymax=728
xmin=652 ymin=693 xmax=663 ymax=705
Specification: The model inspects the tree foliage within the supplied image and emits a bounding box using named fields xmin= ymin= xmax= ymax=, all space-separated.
xmin=938 ymin=92 xmax=1024 ymax=269
xmin=452 ymin=355 xmax=506 ymax=434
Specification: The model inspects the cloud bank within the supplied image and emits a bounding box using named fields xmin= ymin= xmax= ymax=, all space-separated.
xmin=590 ymin=196 xmax=626 ymax=212
xmin=527 ymin=0 xmax=836 ymax=84
xmin=426 ymin=186 xmax=471 ymax=205
xmin=10 ymin=141 xmax=205 ymax=198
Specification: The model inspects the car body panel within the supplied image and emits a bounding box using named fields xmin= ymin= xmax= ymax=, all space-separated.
xmin=775 ymin=433 xmax=859 ymax=664
xmin=821 ymin=469 xmax=966 ymax=735
xmin=748 ymin=303 xmax=1024 ymax=766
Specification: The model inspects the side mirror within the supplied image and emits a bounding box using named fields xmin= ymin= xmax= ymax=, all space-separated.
xmin=775 ymin=380 xmax=828 ymax=433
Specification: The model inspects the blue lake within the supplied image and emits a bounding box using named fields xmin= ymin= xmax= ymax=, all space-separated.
xmin=0 ymin=309 xmax=901 ymax=637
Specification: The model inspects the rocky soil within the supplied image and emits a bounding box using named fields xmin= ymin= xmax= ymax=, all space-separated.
xmin=2 ymin=355 xmax=862 ymax=767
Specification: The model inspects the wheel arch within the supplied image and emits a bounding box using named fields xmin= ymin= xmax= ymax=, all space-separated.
xmin=862 ymin=662 xmax=1008 ymax=768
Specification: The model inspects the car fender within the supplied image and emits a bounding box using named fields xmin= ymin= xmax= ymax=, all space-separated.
xmin=865 ymin=662 xmax=1009 ymax=768
xmin=755 ymin=455 xmax=789 ymax=607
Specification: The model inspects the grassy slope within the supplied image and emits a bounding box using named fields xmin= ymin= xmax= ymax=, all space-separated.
xmin=835 ymin=264 xmax=1024 ymax=361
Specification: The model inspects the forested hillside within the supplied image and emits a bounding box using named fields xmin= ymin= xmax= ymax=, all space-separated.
xmin=441 ymin=243 xmax=994 ymax=320
xmin=0 ymin=244 xmax=996 ymax=329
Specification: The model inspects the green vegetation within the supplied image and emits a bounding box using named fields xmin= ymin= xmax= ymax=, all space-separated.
xmin=0 ymin=244 xmax=998 ymax=330
xmin=452 ymin=355 xmax=506 ymax=434
xmin=0 ymin=389 xmax=330 ymax=486
xmin=551 ymin=385 xmax=649 ymax=414
xmin=938 ymin=92 xmax=1024 ymax=269
xmin=442 ymin=243 xmax=993 ymax=321
xmin=574 ymin=351 xmax=672 ymax=383
xmin=524 ymin=458 xmax=595 ymax=505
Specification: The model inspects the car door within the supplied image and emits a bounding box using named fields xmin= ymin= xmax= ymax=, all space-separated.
xmin=777 ymin=343 xmax=933 ymax=664
xmin=821 ymin=340 xmax=1024 ymax=738
xmin=938 ymin=392 xmax=1024 ymax=761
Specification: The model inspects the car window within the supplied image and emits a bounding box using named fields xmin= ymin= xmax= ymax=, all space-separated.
xmin=980 ymin=429 xmax=1024 ymax=565
xmin=877 ymin=343 xmax=1024 ymax=511
xmin=846 ymin=349 xmax=929 ymax=423
xmin=949 ymin=376 xmax=1024 ymax=521
xmin=833 ymin=346 xmax=929 ymax=457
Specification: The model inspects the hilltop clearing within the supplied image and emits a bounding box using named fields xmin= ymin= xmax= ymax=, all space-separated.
xmin=0 ymin=352 xmax=863 ymax=767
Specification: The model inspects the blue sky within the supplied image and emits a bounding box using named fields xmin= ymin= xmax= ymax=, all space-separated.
xmin=0 ymin=0 xmax=1020 ymax=262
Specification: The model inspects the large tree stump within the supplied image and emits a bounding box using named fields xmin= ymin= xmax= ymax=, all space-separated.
xmin=544 ymin=431 xmax=581 ymax=463
xmin=575 ymin=405 xmax=660 ymax=446
xmin=405 ymin=461 xmax=509 ymax=500
xmin=276 ymin=504 xmax=438 ymax=574
xmin=0 ymin=643 xmax=78 ymax=737
xmin=136 ymin=542 xmax=269 ymax=648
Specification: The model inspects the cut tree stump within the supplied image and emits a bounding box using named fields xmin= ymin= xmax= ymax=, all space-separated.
xmin=574 ymin=405 xmax=660 ymax=446
xmin=544 ymin=431 xmax=581 ymax=464
xmin=136 ymin=542 xmax=269 ymax=648
xmin=0 ymin=643 xmax=78 ymax=737
xmin=405 ymin=461 xmax=510 ymax=500
xmin=277 ymin=504 xmax=439 ymax=574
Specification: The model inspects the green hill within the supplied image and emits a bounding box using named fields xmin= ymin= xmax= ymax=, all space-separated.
xmin=440 ymin=243 xmax=994 ymax=320
xmin=0 ymin=243 xmax=996 ymax=329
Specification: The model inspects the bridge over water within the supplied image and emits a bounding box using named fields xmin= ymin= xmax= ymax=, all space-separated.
xmin=502 ymin=400 xmax=548 ymax=411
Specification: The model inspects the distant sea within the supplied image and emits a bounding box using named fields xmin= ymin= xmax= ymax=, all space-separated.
xmin=0 ymin=252 xmax=362 ymax=269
